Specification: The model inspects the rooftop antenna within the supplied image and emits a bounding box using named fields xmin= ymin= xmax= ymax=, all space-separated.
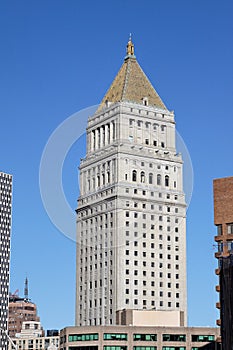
xmin=24 ymin=277 xmax=29 ymax=301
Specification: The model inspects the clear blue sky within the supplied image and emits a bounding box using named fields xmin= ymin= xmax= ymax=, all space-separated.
xmin=1 ymin=0 xmax=233 ymax=330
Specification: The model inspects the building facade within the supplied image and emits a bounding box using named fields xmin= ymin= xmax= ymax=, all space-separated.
xmin=213 ymin=176 xmax=233 ymax=348
xmin=9 ymin=334 xmax=59 ymax=350
xmin=76 ymin=39 xmax=187 ymax=326
xmin=8 ymin=299 xmax=40 ymax=337
xmin=0 ymin=171 xmax=13 ymax=349
xmin=60 ymin=325 xmax=219 ymax=350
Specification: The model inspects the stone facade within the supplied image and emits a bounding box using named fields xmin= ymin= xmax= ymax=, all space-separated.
xmin=76 ymin=41 xmax=187 ymax=326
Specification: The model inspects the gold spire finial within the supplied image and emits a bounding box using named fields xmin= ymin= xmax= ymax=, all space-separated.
xmin=126 ymin=33 xmax=134 ymax=56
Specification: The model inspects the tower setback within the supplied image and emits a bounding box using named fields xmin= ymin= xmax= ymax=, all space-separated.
xmin=76 ymin=39 xmax=187 ymax=326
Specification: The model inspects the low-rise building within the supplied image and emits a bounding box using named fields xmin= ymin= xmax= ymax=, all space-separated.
xmin=60 ymin=325 xmax=220 ymax=350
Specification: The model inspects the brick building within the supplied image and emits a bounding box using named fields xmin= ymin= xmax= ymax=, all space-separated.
xmin=213 ymin=176 xmax=233 ymax=348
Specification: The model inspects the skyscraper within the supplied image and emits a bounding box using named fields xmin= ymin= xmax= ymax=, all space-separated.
xmin=0 ymin=171 xmax=13 ymax=349
xmin=76 ymin=38 xmax=187 ymax=327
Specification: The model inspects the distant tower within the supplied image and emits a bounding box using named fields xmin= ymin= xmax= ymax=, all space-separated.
xmin=24 ymin=277 xmax=29 ymax=300
xmin=0 ymin=171 xmax=13 ymax=350
xmin=76 ymin=39 xmax=187 ymax=326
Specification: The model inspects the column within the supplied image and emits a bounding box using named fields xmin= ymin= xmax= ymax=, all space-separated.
xmin=91 ymin=131 xmax=95 ymax=151
xmin=110 ymin=122 xmax=113 ymax=143
xmin=104 ymin=124 xmax=108 ymax=145
xmin=95 ymin=129 xmax=98 ymax=150
xmin=100 ymin=126 xmax=103 ymax=148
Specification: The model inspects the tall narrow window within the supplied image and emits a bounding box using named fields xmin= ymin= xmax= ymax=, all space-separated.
xmin=157 ymin=174 xmax=161 ymax=185
xmin=149 ymin=173 xmax=153 ymax=184
xmin=140 ymin=171 xmax=145 ymax=183
xmin=132 ymin=170 xmax=137 ymax=182
xmin=165 ymin=175 xmax=169 ymax=187
xmin=97 ymin=175 xmax=100 ymax=187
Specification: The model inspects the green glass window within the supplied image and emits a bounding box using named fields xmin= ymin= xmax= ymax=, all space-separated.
xmin=191 ymin=335 xmax=215 ymax=342
xmin=162 ymin=347 xmax=186 ymax=350
xmin=134 ymin=334 xmax=157 ymax=341
xmin=134 ymin=347 xmax=157 ymax=350
xmin=103 ymin=347 xmax=127 ymax=350
xmin=68 ymin=334 xmax=98 ymax=342
xmin=104 ymin=334 xmax=128 ymax=341
xmin=163 ymin=334 xmax=186 ymax=342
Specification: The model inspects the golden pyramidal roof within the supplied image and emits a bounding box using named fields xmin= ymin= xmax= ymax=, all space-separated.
xmin=97 ymin=37 xmax=167 ymax=112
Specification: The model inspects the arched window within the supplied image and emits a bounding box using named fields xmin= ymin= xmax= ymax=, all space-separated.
xmin=157 ymin=174 xmax=161 ymax=186
xmin=165 ymin=175 xmax=169 ymax=187
xmin=149 ymin=173 xmax=153 ymax=185
xmin=141 ymin=171 xmax=145 ymax=183
xmin=132 ymin=170 xmax=137 ymax=182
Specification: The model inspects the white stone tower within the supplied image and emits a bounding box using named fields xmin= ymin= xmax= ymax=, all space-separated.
xmin=0 ymin=171 xmax=13 ymax=349
xmin=76 ymin=38 xmax=187 ymax=326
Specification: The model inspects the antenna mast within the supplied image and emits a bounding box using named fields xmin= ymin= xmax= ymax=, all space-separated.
xmin=24 ymin=277 xmax=29 ymax=301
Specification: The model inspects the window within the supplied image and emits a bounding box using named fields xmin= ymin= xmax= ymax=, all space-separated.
xmin=132 ymin=170 xmax=137 ymax=182
xmin=191 ymin=335 xmax=215 ymax=342
xmin=217 ymin=225 xmax=222 ymax=235
xmin=145 ymin=139 xmax=149 ymax=145
xmin=149 ymin=173 xmax=153 ymax=184
xmin=134 ymin=347 xmax=157 ymax=350
xmin=133 ymin=334 xmax=157 ymax=341
xmin=165 ymin=175 xmax=169 ymax=187
xmin=163 ymin=334 xmax=186 ymax=342
xmin=157 ymin=174 xmax=161 ymax=185
xmin=104 ymin=333 xmax=128 ymax=340
xmin=69 ymin=333 xmax=99 ymax=341
xmin=141 ymin=172 xmax=145 ymax=183
xmin=227 ymin=223 xmax=233 ymax=234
